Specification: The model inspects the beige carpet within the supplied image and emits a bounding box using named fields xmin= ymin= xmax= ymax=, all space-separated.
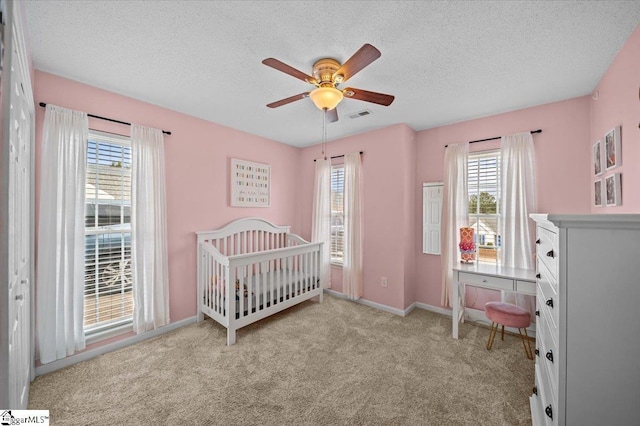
xmin=29 ymin=294 xmax=534 ymax=425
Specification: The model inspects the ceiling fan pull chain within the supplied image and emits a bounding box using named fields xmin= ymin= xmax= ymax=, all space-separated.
xmin=323 ymin=109 xmax=327 ymax=160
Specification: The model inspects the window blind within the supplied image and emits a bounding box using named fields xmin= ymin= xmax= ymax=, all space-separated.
xmin=330 ymin=165 xmax=345 ymax=264
xmin=468 ymin=150 xmax=502 ymax=264
xmin=84 ymin=131 xmax=133 ymax=333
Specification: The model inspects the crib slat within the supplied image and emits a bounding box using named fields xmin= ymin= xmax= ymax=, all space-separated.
xmin=295 ymin=254 xmax=299 ymax=297
xmin=277 ymin=264 xmax=281 ymax=303
xmin=269 ymin=260 xmax=274 ymax=307
xmin=287 ymin=256 xmax=292 ymax=300
xmin=216 ymin=261 xmax=221 ymax=315
xmin=303 ymin=252 xmax=308 ymax=293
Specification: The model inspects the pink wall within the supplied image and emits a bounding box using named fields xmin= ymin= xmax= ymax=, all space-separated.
xmin=402 ymin=128 xmax=417 ymax=309
xmin=31 ymin=22 xmax=640 ymax=346
xmin=414 ymin=96 xmax=592 ymax=308
xmin=297 ymin=124 xmax=416 ymax=311
xmin=590 ymin=24 xmax=640 ymax=212
xmin=33 ymin=71 xmax=301 ymax=336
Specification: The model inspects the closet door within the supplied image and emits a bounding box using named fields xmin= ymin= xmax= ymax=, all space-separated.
xmin=0 ymin=0 xmax=35 ymax=409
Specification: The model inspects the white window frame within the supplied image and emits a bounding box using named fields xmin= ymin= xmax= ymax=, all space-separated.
xmin=84 ymin=130 xmax=133 ymax=338
xmin=468 ymin=150 xmax=502 ymax=265
xmin=330 ymin=164 xmax=344 ymax=265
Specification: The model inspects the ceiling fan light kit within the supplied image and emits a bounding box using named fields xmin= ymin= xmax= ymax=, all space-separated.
xmin=262 ymin=43 xmax=394 ymax=122
xmin=309 ymin=86 xmax=343 ymax=111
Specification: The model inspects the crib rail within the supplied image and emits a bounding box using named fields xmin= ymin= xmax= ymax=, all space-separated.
xmin=197 ymin=217 xmax=291 ymax=257
xmin=229 ymin=242 xmax=322 ymax=329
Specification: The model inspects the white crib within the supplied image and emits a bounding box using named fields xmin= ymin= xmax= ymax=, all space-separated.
xmin=196 ymin=217 xmax=323 ymax=345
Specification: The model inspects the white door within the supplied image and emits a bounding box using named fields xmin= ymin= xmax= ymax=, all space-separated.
xmin=423 ymin=183 xmax=443 ymax=255
xmin=1 ymin=0 xmax=35 ymax=409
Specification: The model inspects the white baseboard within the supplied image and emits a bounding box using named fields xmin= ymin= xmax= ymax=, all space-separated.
xmin=35 ymin=316 xmax=197 ymax=377
xmin=323 ymin=291 xmax=537 ymax=337
xmin=411 ymin=302 xmax=536 ymax=336
xmin=414 ymin=302 xmax=452 ymax=317
xmin=324 ymin=289 xmax=409 ymax=317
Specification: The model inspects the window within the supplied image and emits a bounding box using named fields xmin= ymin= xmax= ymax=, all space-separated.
xmin=330 ymin=165 xmax=344 ymax=264
xmin=84 ymin=130 xmax=133 ymax=335
xmin=468 ymin=150 xmax=502 ymax=264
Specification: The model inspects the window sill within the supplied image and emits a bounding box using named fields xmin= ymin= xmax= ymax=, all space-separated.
xmin=330 ymin=262 xmax=343 ymax=268
xmin=85 ymin=321 xmax=133 ymax=345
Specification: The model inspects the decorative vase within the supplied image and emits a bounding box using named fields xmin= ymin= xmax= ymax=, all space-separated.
xmin=459 ymin=227 xmax=476 ymax=263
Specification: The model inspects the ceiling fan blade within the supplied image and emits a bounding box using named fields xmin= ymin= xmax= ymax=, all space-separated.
xmin=262 ymin=58 xmax=315 ymax=83
xmin=343 ymin=87 xmax=395 ymax=106
xmin=334 ymin=44 xmax=381 ymax=82
xmin=326 ymin=108 xmax=338 ymax=123
xmin=266 ymin=92 xmax=310 ymax=108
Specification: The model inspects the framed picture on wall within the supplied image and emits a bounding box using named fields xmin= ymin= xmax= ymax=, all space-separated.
xmin=605 ymin=173 xmax=621 ymax=207
xmin=594 ymin=180 xmax=603 ymax=207
xmin=230 ymin=158 xmax=270 ymax=207
xmin=604 ymin=126 xmax=621 ymax=170
xmin=593 ymin=140 xmax=603 ymax=176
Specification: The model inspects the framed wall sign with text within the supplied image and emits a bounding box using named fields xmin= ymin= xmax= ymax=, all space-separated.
xmin=230 ymin=158 xmax=270 ymax=207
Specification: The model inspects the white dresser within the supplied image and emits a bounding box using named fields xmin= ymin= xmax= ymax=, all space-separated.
xmin=529 ymin=214 xmax=640 ymax=426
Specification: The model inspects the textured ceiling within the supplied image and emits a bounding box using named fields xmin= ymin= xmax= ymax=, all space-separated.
xmin=23 ymin=1 xmax=640 ymax=147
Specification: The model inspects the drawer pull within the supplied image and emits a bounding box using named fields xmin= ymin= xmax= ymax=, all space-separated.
xmin=536 ymin=239 xmax=541 ymax=244
xmin=546 ymin=298 xmax=554 ymax=308
xmin=535 ymin=310 xmax=540 ymax=317
xmin=532 ymin=386 xmax=538 ymax=395
xmin=535 ymin=348 xmax=540 ymax=357
xmin=536 ymin=273 xmax=541 ymax=279
xmin=546 ymin=249 xmax=555 ymax=258
xmin=546 ymin=350 xmax=554 ymax=363
xmin=545 ymin=405 xmax=553 ymax=419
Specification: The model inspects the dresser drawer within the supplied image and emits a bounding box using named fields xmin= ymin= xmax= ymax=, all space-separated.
xmin=537 ymin=263 xmax=559 ymax=339
xmin=535 ymin=364 xmax=557 ymax=425
xmin=537 ymin=308 xmax=559 ymax=401
xmin=530 ymin=393 xmax=545 ymax=426
xmin=536 ymin=226 xmax=558 ymax=281
xmin=516 ymin=280 xmax=536 ymax=295
xmin=458 ymin=272 xmax=513 ymax=291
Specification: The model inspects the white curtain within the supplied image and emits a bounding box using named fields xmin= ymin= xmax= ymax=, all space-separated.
xmin=342 ymin=153 xmax=363 ymax=300
xmin=312 ymin=158 xmax=331 ymax=288
xmin=500 ymin=132 xmax=537 ymax=313
xmin=37 ymin=105 xmax=88 ymax=364
xmin=441 ymin=142 xmax=469 ymax=307
xmin=131 ymin=124 xmax=170 ymax=333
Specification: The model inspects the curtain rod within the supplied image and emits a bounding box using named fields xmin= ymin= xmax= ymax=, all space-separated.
xmin=444 ymin=129 xmax=541 ymax=148
xmin=38 ymin=102 xmax=172 ymax=135
xmin=313 ymin=151 xmax=363 ymax=162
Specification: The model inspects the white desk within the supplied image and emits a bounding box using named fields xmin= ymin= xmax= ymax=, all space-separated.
xmin=452 ymin=263 xmax=536 ymax=339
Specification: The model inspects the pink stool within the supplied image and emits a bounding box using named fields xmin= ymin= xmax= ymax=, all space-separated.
xmin=485 ymin=301 xmax=533 ymax=360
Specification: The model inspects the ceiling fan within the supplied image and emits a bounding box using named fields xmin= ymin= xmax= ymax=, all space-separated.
xmin=262 ymin=43 xmax=395 ymax=123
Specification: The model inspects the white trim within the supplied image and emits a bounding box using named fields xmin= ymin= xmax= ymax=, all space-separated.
xmin=323 ymin=294 xmax=537 ymax=336
xmin=85 ymin=321 xmax=133 ymax=345
xmin=414 ymin=303 xmax=536 ymax=336
xmin=324 ymin=289 xmax=407 ymax=317
xmin=414 ymin=302 xmax=452 ymax=317
xmin=462 ymin=306 xmax=536 ymax=336
xmin=403 ymin=302 xmax=416 ymax=316
xmin=35 ymin=316 xmax=197 ymax=376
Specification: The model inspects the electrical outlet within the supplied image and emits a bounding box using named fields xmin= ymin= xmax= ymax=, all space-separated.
xmin=381 ymin=277 xmax=388 ymax=287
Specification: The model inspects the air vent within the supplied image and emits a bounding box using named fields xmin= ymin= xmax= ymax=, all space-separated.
xmin=348 ymin=110 xmax=372 ymax=119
